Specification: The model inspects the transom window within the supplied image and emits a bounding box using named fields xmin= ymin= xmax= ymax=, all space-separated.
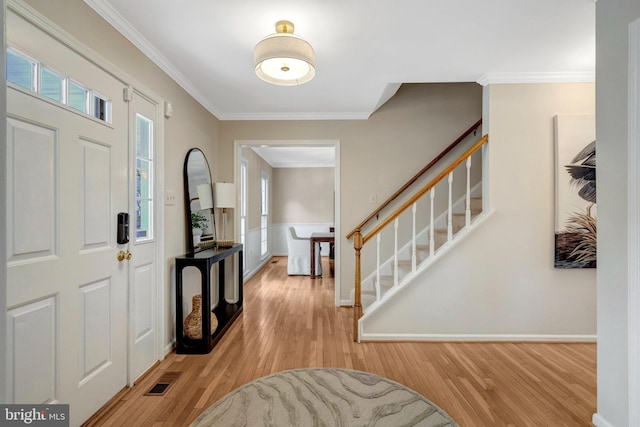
xmin=6 ymin=47 xmax=112 ymax=123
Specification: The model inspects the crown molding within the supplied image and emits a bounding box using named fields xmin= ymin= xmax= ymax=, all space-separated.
xmin=83 ymin=0 xmax=223 ymax=118
xmin=477 ymin=71 xmax=595 ymax=86
xmin=217 ymin=111 xmax=371 ymax=121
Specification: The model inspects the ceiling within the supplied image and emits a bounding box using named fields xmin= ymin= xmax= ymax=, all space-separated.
xmin=85 ymin=0 xmax=595 ymax=121
xmin=250 ymin=146 xmax=335 ymax=168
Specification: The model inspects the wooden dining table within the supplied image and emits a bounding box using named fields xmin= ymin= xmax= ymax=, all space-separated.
xmin=310 ymin=232 xmax=335 ymax=278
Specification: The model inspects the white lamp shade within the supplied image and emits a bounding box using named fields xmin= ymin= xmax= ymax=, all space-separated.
xmin=254 ymin=23 xmax=315 ymax=86
xmin=197 ymin=183 xmax=213 ymax=210
xmin=214 ymin=183 xmax=236 ymax=209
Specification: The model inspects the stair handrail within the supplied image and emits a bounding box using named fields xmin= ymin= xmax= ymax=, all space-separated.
xmin=346 ymin=118 xmax=482 ymax=240
xmin=360 ymin=134 xmax=487 ymax=245
xmin=352 ymin=134 xmax=488 ymax=341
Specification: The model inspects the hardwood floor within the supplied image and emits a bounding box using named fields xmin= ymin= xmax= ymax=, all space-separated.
xmin=85 ymin=256 xmax=596 ymax=426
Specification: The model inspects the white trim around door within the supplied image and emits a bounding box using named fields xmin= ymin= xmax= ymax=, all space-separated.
xmin=234 ymin=140 xmax=342 ymax=306
xmin=627 ymin=16 xmax=640 ymax=427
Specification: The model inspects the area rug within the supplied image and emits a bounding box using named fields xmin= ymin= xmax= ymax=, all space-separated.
xmin=190 ymin=368 xmax=459 ymax=426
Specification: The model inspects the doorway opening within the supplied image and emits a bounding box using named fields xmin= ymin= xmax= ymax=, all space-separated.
xmin=234 ymin=140 xmax=341 ymax=306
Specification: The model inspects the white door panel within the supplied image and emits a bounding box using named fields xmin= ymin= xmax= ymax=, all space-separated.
xmin=7 ymin=74 xmax=127 ymax=426
xmin=7 ymin=6 xmax=163 ymax=424
xmin=129 ymin=90 xmax=159 ymax=383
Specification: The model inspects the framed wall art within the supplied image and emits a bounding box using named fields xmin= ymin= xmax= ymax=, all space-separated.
xmin=554 ymin=115 xmax=596 ymax=268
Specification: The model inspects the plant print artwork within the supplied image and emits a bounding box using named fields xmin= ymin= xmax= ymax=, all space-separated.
xmin=554 ymin=115 xmax=596 ymax=268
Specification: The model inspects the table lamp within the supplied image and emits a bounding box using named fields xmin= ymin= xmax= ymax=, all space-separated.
xmin=214 ymin=182 xmax=235 ymax=247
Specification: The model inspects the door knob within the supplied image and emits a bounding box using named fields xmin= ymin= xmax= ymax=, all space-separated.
xmin=117 ymin=250 xmax=133 ymax=261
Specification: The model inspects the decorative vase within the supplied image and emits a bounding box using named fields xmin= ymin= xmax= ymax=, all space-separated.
xmin=192 ymin=228 xmax=203 ymax=245
xmin=184 ymin=294 xmax=218 ymax=339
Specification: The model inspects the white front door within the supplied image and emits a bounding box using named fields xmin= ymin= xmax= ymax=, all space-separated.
xmin=128 ymin=89 xmax=159 ymax=383
xmin=6 ymin=12 xmax=129 ymax=425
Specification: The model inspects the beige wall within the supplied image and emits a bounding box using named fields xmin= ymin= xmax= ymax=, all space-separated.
xmin=363 ymin=83 xmax=596 ymax=339
xmin=220 ymin=83 xmax=483 ymax=302
xmin=240 ymin=147 xmax=273 ymax=275
xmin=272 ymin=167 xmax=334 ymax=224
xmin=241 ymin=147 xmax=273 ymax=230
xmin=21 ymin=0 xmax=221 ymax=349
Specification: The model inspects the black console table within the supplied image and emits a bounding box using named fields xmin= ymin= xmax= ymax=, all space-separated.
xmin=175 ymin=244 xmax=243 ymax=354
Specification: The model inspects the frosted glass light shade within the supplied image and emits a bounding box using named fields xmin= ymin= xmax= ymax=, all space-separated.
xmin=197 ymin=183 xmax=213 ymax=210
xmin=254 ymin=21 xmax=315 ymax=86
xmin=214 ymin=183 xmax=236 ymax=209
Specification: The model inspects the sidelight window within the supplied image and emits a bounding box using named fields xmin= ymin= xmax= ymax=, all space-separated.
xmin=260 ymin=172 xmax=269 ymax=257
xmin=135 ymin=114 xmax=154 ymax=241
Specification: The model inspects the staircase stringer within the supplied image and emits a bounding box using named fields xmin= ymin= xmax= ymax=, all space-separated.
xmin=357 ymin=209 xmax=495 ymax=333
xmin=357 ymin=182 xmax=483 ymax=304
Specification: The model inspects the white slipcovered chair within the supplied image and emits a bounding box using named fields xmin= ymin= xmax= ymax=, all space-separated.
xmin=286 ymin=227 xmax=322 ymax=276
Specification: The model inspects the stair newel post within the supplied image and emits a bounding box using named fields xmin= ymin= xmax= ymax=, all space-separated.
xmin=394 ymin=218 xmax=399 ymax=287
xmin=412 ymin=203 xmax=417 ymax=272
xmin=429 ymin=188 xmax=435 ymax=257
xmin=376 ymin=234 xmax=381 ymax=301
xmin=353 ymin=230 xmax=363 ymax=342
xmin=447 ymin=172 xmax=454 ymax=242
xmin=466 ymin=156 xmax=472 ymax=227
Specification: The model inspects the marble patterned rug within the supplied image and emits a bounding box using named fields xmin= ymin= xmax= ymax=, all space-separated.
xmin=190 ymin=368 xmax=459 ymax=426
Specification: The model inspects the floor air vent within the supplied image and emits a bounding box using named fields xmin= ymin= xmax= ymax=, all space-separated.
xmin=144 ymin=372 xmax=181 ymax=396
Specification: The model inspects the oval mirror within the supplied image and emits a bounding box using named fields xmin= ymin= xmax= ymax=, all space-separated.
xmin=183 ymin=148 xmax=215 ymax=253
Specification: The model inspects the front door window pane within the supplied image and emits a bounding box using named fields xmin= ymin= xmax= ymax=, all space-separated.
xmin=136 ymin=115 xmax=154 ymax=241
xmin=41 ymin=67 xmax=64 ymax=102
xmin=6 ymin=50 xmax=36 ymax=90
xmin=68 ymin=81 xmax=87 ymax=112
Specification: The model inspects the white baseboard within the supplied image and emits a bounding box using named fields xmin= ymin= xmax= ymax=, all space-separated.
xmin=164 ymin=341 xmax=174 ymax=357
xmin=360 ymin=333 xmax=597 ymax=342
xmin=340 ymin=299 xmax=353 ymax=307
xmin=592 ymin=413 xmax=616 ymax=427
xmin=244 ymin=254 xmax=272 ymax=282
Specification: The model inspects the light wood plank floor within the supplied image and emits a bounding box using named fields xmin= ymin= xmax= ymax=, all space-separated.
xmin=85 ymin=256 xmax=596 ymax=426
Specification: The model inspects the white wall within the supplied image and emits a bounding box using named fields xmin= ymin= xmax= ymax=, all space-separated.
xmin=362 ymin=83 xmax=597 ymax=340
xmin=595 ymin=1 xmax=640 ymax=426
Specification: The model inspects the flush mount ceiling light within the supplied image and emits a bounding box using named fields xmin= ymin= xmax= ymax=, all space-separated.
xmin=254 ymin=20 xmax=316 ymax=86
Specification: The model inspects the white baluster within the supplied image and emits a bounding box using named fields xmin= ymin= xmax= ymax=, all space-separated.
xmin=430 ymin=188 xmax=435 ymax=257
xmin=412 ymin=203 xmax=417 ymax=271
xmin=447 ymin=172 xmax=453 ymax=242
xmin=394 ymin=218 xmax=399 ymax=287
xmin=466 ymin=156 xmax=472 ymax=227
xmin=376 ymin=234 xmax=381 ymax=301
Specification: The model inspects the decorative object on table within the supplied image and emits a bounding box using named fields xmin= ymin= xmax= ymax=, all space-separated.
xmin=183 ymin=294 xmax=218 ymax=340
xmin=191 ymin=211 xmax=208 ymax=246
xmin=190 ymin=368 xmax=459 ymax=427
xmin=214 ymin=182 xmax=236 ymax=247
xmin=184 ymin=148 xmax=217 ymax=253
xmin=554 ymin=115 xmax=597 ymax=268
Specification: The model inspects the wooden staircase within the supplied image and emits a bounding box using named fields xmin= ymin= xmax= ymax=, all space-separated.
xmin=347 ymin=129 xmax=489 ymax=341
xmin=360 ymin=196 xmax=484 ymax=312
